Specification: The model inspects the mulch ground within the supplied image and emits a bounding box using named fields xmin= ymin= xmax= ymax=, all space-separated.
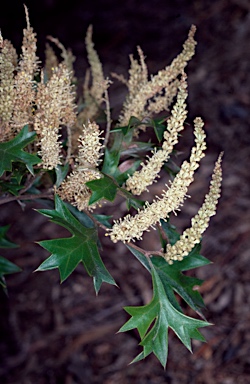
xmin=0 ymin=0 xmax=250 ymax=383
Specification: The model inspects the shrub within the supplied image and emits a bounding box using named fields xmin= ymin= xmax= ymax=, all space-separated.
xmin=0 ymin=6 xmax=222 ymax=367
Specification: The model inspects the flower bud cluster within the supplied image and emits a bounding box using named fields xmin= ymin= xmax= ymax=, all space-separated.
xmin=57 ymin=168 xmax=101 ymax=211
xmin=77 ymin=121 xmax=103 ymax=167
xmin=164 ymin=153 xmax=223 ymax=263
xmin=58 ymin=121 xmax=103 ymax=210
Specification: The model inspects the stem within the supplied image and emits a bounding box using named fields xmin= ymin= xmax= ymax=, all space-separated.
xmin=0 ymin=192 xmax=54 ymax=206
xmin=127 ymin=242 xmax=164 ymax=259
xmin=156 ymin=222 xmax=169 ymax=243
xmin=19 ymin=172 xmax=45 ymax=195
xmin=65 ymin=124 xmax=72 ymax=164
xmin=83 ymin=209 xmax=108 ymax=231
xmin=103 ymin=87 xmax=112 ymax=150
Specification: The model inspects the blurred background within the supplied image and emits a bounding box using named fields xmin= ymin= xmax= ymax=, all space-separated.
xmin=0 ymin=0 xmax=250 ymax=383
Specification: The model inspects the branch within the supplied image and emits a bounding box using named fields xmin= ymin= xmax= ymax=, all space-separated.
xmin=0 ymin=192 xmax=54 ymax=206
xmin=102 ymin=84 xmax=112 ymax=150
xmin=127 ymin=242 xmax=164 ymax=259
xmin=83 ymin=209 xmax=108 ymax=231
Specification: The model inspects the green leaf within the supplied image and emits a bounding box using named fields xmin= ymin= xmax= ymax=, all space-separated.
xmin=11 ymin=164 xmax=27 ymax=184
xmin=119 ymin=188 xmax=145 ymax=210
xmin=115 ymin=159 xmax=141 ymax=186
xmin=127 ymin=243 xmax=210 ymax=316
xmin=120 ymin=141 xmax=154 ymax=158
xmin=65 ymin=203 xmax=95 ymax=228
xmin=0 ymin=180 xmax=23 ymax=195
xmin=0 ymin=255 xmax=21 ymax=289
xmin=159 ymin=220 xmax=180 ymax=246
xmin=36 ymin=195 xmax=116 ymax=293
xmin=0 ymin=256 xmax=21 ymax=275
xmin=92 ymin=214 xmax=112 ymax=229
xmin=152 ymin=248 xmax=210 ymax=314
xmin=143 ymin=117 xmax=166 ymax=142
xmin=55 ymin=163 xmax=69 ymax=187
xmin=111 ymin=116 xmax=142 ymax=136
xmin=0 ymin=225 xmax=18 ymax=249
xmin=0 ymin=125 xmax=41 ymax=177
xmin=101 ymin=147 xmax=121 ymax=178
xmin=119 ymin=264 xmax=210 ymax=367
xmin=86 ymin=174 xmax=118 ymax=205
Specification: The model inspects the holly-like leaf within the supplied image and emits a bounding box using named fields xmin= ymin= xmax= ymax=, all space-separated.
xmin=0 ymin=225 xmax=19 ymax=249
xmin=0 ymin=125 xmax=41 ymax=177
xmin=55 ymin=163 xmax=69 ymax=187
xmin=111 ymin=116 xmax=142 ymax=137
xmin=0 ymin=180 xmax=23 ymax=195
xmin=0 ymin=226 xmax=20 ymax=289
xmin=119 ymin=188 xmax=145 ymax=210
xmin=119 ymin=264 xmax=210 ymax=367
xmin=86 ymin=174 xmax=118 ymax=205
xmin=0 ymin=256 xmax=21 ymax=289
xmin=36 ymin=195 xmax=116 ymax=293
xmin=127 ymin=242 xmax=210 ymax=317
xmin=65 ymin=202 xmax=95 ymax=228
xmin=120 ymin=141 xmax=154 ymax=158
xmin=159 ymin=219 xmax=180 ymax=246
xmin=115 ymin=159 xmax=141 ymax=186
xmin=143 ymin=117 xmax=167 ymax=142
xmin=152 ymin=248 xmax=210 ymax=314
xmin=92 ymin=214 xmax=112 ymax=229
xmin=101 ymin=147 xmax=121 ymax=178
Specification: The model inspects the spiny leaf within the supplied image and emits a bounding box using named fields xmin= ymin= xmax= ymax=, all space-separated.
xmin=92 ymin=214 xmax=112 ymax=228
xmin=143 ymin=116 xmax=167 ymax=142
xmin=120 ymin=141 xmax=154 ymax=158
xmin=0 ymin=180 xmax=23 ymax=195
xmin=0 ymin=256 xmax=21 ymax=289
xmin=55 ymin=163 xmax=69 ymax=188
xmin=127 ymin=242 xmax=210 ymax=316
xmin=0 ymin=125 xmax=41 ymax=177
xmin=120 ymin=188 xmax=145 ymax=210
xmin=101 ymin=147 xmax=121 ymax=177
xmin=86 ymin=174 xmax=118 ymax=205
xmin=119 ymin=264 xmax=210 ymax=367
xmin=0 ymin=225 xmax=19 ymax=249
xmin=115 ymin=160 xmax=141 ymax=186
xmin=0 ymin=225 xmax=20 ymax=289
xmin=0 ymin=256 xmax=21 ymax=275
xmin=111 ymin=116 xmax=142 ymax=136
xmin=36 ymin=195 xmax=116 ymax=293
xmin=159 ymin=219 xmax=180 ymax=246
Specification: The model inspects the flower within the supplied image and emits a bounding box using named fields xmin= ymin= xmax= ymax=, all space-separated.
xmin=118 ymin=26 xmax=196 ymax=127
xmin=109 ymin=117 xmax=206 ymax=243
xmin=126 ymin=73 xmax=188 ymax=195
xmin=164 ymin=153 xmax=223 ymax=263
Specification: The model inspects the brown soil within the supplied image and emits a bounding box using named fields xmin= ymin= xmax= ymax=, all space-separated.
xmin=0 ymin=0 xmax=250 ymax=383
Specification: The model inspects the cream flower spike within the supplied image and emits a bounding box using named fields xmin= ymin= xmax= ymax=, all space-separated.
xmin=34 ymin=64 xmax=76 ymax=169
xmin=85 ymin=25 xmax=105 ymax=103
xmin=164 ymin=153 xmax=223 ymax=264
xmin=11 ymin=5 xmax=39 ymax=130
xmin=57 ymin=120 xmax=103 ymax=211
xmin=125 ymin=72 xmax=188 ymax=195
xmin=77 ymin=121 xmax=104 ymax=168
xmin=118 ymin=25 xmax=196 ymax=127
xmin=109 ymin=117 xmax=206 ymax=243
xmin=0 ymin=38 xmax=16 ymax=141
